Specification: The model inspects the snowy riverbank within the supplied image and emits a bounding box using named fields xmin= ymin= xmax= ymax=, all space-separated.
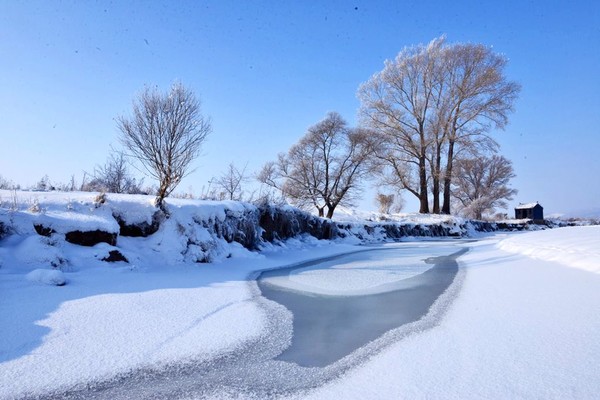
xmin=1 ymin=191 xmax=598 ymax=399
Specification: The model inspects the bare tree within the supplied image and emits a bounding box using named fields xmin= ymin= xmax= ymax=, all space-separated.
xmin=68 ymin=175 xmax=77 ymax=192
xmin=213 ymin=163 xmax=248 ymax=201
xmin=0 ymin=175 xmax=14 ymax=190
xmin=438 ymin=42 xmax=520 ymax=214
xmin=452 ymin=154 xmax=517 ymax=220
xmin=259 ymin=112 xmax=372 ymax=219
xmin=359 ymin=37 xmax=519 ymax=214
xmin=375 ymin=192 xmax=406 ymax=215
xmin=359 ymin=38 xmax=445 ymax=213
xmin=117 ymin=82 xmax=211 ymax=207
xmin=34 ymin=175 xmax=53 ymax=191
xmin=376 ymin=193 xmax=395 ymax=214
xmin=85 ymin=152 xmax=143 ymax=194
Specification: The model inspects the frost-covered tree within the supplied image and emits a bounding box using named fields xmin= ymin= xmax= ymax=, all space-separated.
xmin=213 ymin=163 xmax=248 ymax=201
xmin=359 ymin=38 xmax=444 ymax=213
xmin=359 ymin=36 xmax=520 ymax=214
xmin=85 ymin=152 xmax=143 ymax=194
xmin=34 ymin=175 xmax=53 ymax=191
xmin=436 ymin=41 xmax=520 ymax=214
xmin=117 ymin=82 xmax=211 ymax=207
xmin=452 ymin=154 xmax=517 ymax=220
xmin=0 ymin=175 xmax=15 ymax=190
xmin=259 ymin=112 xmax=372 ymax=219
xmin=375 ymin=192 xmax=405 ymax=214
xmin=376 ymin=193 xmax=395 ymax=214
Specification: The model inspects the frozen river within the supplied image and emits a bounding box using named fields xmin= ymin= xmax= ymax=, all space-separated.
xmin=258 ymin=245 xmax=466 ymax=367
xmin=35 ymin=242 xmax=468 ymax=399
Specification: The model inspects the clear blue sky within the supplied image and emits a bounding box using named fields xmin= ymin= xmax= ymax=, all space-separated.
xmin=1 ymin=0 xmax=599 ymax=216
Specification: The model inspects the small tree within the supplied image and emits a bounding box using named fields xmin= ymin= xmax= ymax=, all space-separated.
xmin=117 ymin=82 xmax=211 ymax=207
xmin=35 ymin=175 xmax=53 ymax=191
xmin=85 ymin=152 xmax=143 ymax=194
xmin=376 ymin=193 xmax=395 ymax=214
xmin=375 ymin=192 xmax=405 ymax=214
xmin=259 ymin=112 xmax=372 ymax=218
xmin=0 ymin=175 xmax=14 ymax=190
xmin=213 ymin=163 xmax=248 ymax=201
xmin=452 ymin=154 xmax=517 ymax=220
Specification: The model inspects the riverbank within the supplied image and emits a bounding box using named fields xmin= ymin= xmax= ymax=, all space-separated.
xmin=1 ymin=191 xmax=598 ymax=399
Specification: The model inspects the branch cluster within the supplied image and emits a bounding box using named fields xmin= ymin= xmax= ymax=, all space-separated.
xmin=117 ymin=82 xmax=211 ymax=206
xmin=259 ymin=112 xmax=372 ymax=218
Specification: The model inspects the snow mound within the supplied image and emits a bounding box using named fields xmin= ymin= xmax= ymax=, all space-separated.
xmin=14 ymin=235 xmax=66 ymax=269
xmin=498 ymin=226 xmax=600 ymax=273
xmin=26 ymin=269 xmax=66 ymax=286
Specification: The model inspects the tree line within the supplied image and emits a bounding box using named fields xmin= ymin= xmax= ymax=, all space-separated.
xmin=1 ymin=37 xmax=520 ymax=220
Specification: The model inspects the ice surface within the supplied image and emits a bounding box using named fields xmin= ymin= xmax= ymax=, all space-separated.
xmin=267 ymin=245 xmax=456 ymax=296
xmin=259 ymin=246 xmax=465 ymax=367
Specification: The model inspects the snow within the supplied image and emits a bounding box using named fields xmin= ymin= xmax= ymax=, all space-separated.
xmin=333 ymin=205 xmax=464 ymax=225
xmin=1 ymin=190 xmax=599 ymax=399
xmin=25 ymin=269 xmax=66 ymax=286
xmin=498 ymin=226 xmax=600 ymax=273
xmin=514 ymin=201 xmax=540 ymax=209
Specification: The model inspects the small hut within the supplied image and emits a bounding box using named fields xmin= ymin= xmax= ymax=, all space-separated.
xmin=515 ymin=202 xmax=544 ymax=223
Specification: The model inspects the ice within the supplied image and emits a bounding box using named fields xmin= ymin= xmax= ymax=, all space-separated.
xmin=270 ymin=244 xmax=456 ymax=296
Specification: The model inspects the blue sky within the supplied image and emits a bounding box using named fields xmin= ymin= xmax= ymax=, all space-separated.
xmin=1 ymin=1 xmax=598 ymax=215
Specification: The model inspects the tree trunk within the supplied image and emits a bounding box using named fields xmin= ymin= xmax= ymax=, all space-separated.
xmin=442 ymin=140 xmax=455 ymax=214
xmin=432 ymin=182 xmax=439 ymax=213
xmin=317 ymin=206 xmax=325 ymax=218
xmin=326 ymin=206 xmax=335 ymax=219
xmin=419 ymin=156 xmax=430 ymax=213
xmin=431 ymin=153 xmax=440 ymax=213
xmin=155 ymin=188 xmax=167 ymax=209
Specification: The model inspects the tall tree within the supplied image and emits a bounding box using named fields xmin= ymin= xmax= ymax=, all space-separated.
xmin=117 ymin=82 xmax=211 ymax=207
xmin=438 ymin=42 xmax=520 ymax=214
xmin=451 ymin=154 xmax=517 ymax=220
xmin=259 ymin=112 xmax=371 ymax=219
xmin=358 ymin=38 xmax=444 ymax=213
xmin=359 ymin=37 xmax=519 ymax=214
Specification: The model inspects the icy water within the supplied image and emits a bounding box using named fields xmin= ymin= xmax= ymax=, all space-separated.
xmin=30 ymin=243 xmax=468 ymax=399
xmin=258 ymin=246 xmax=465 ymax=367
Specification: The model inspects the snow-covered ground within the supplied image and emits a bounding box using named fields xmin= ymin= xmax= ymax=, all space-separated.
xmin=293 ymin=229 xmax=600 ymax=399
xmin=498 ymin=225 xmax=600 ymax=273
xmin=1 ymin=191 xmax=599 ymax=399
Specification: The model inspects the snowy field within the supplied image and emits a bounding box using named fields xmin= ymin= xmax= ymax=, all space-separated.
xmin=0 ymin=191 xmax=599 ymax=399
